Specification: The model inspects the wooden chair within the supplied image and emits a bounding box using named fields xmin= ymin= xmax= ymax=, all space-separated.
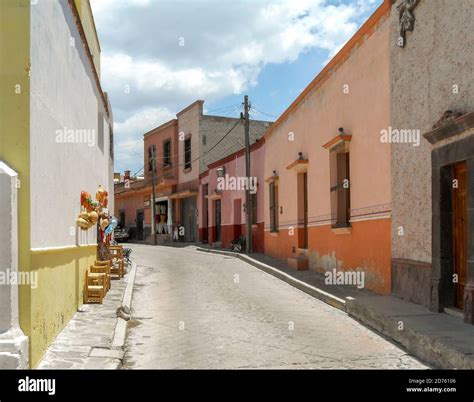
xmin=90 ymin=264 xmax=111 ymax=292
xmin=84 ymin=270 xmax=105 ymax=304
xmin=108 ymin=245 xmax=125 ymax=278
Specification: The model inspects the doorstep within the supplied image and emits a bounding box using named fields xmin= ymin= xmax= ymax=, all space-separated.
xmin=196 ymin=247 xmax=474 ymax=369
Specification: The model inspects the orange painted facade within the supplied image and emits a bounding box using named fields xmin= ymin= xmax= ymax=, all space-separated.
xmin=263 ymin=0 xmax=392 ymax=295
xmin=265 ymin=219 xmax=391 ymax=294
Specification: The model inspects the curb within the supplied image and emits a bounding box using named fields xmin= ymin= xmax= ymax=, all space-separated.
xmin=345 ymin=299 xmax=474 ymax=369
xmin=196 ymin=247 xmax=346 ymax=311
xmin=108 ymin=261 xmax=138 ymax=368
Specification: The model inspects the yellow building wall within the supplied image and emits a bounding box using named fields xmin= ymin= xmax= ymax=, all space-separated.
xmin=74 ymin=0 xmax=101 ymax=77
xmin=0 ymin=0 xmax=33 ymax=357
xmin=1 ymin=1 xmax=101 ymax=368
xmin=29 ymin=245 xmax=97 ymax=368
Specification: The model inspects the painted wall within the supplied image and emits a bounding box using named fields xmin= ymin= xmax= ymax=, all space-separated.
xmin=144 ymin=119 xmax=178 ymax=182
xmin=177 ymin=101 xmax=201 ymax=191
xmin=264 ymin=8 xmax=392 ymax=294
xmin=115 ymin=189 xmax=151 ymax=229
xmin=199 ymin=141 xmax=265 ymax=251
xmin=0 ymin=0 xmax=32 ymax=367
xmin=26 ymin=0 xmax=112 ymax=367
xmin=390 ymin=0 xmax=474 ymax=264
xmin=30 ymin=0 xmax=111 ymax=249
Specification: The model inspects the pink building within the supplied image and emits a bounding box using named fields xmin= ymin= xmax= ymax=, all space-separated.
xmin=263 ymin=1 xmax=392 ymax=294
xmin=199 ymin=139 xmax=265 ymax=252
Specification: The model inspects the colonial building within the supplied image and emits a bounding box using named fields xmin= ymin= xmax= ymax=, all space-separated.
xmin=0 ymin=0 xmax=114 ymax=367
xmin=114 ymin=100 xmax=271 ymax=243
xmin=389 ymin=0 xmax=474 ymax=324
xmin=263 ymin=0 xmax=392 ymax=294
xmin=199 ymin=139 xmax=266 ymax=252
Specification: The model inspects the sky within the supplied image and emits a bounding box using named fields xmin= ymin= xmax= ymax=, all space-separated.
xmin=90 ymin=0 xmax=382 ymax=175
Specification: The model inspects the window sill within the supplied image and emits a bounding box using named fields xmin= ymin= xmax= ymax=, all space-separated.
xmin=183 ymin=167 xmax=192 ymax=173
xmin=331 ymin=226 xmax=352 ymax=235
xmin=269 ymin=230 xmax=279 ymax=236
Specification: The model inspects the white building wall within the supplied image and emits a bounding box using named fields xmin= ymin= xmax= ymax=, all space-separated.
xmin=29 ymin=0 xmax=112 ymax=249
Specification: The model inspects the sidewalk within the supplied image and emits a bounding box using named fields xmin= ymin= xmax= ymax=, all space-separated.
xmin=37 ymin=262 xmax=137 ymax=369
xmin=197 ymin=247 xmax=474 ymax=369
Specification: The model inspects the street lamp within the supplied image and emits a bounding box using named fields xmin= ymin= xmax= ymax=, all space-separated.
xmin=216 ymin=166 xmax=225 ymax=178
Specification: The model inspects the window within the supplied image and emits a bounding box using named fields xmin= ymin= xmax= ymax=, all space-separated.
xmin=119 ymin=211 xmax=126 ymax=228
xmin=329 ymin=143 xmax=350 ymax=227
xmin=269 ymin=181 xmax=278 ymax=232
xmin=109 ymin=126 xmax=114 ymax=160
xmin=251 ymin=193 xmax=257 ymax=225
xmin=184 ymin=137 xmax=192 ymax=170
xmin=202 ymin=135 xmax=207 ymax=146
xmin=163 ymin=140 xmax=171 ymax=167
xmin=98 ymin=110 xmax=104 ymax=152
xmin=148 ymin=145 xmax=156 ymax=172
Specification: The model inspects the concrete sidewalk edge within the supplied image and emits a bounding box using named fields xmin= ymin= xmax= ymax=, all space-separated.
xmin=196 ymin=247 xmax=474 ymax=369
xmin=109 ymin=261 xmax=138 ymax=366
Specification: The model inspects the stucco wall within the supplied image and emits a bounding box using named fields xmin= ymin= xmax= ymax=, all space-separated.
xmin=30 ymin=0 xmax=112 ymax=249
xmin=25 ymin=0 xmax=112 ymax=367
xmin=390 ymin=0 xmax=474 ymax=263
xmin=177 ymin=102 xmax=201 ymax=189
xmin=200 ymin=142 xmax=265 ymax=228
xmin=144 ymin=120 xmax=178 ymax=181
xmin=263 ymin=10 xmax=391 ymax=293
xmin=265 ymin=15 xmax=391 ymax=230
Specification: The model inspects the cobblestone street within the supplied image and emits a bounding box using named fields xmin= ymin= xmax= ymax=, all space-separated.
xmin=124 ymin=244 xmax=427 ymax=369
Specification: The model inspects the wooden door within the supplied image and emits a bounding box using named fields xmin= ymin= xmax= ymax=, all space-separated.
xmin=452 ymin=162 xmax=467 ymax=309
xmin=303 ymin=172 xmax=308 ymax=249
xmin=136 ymin=211 xmax=144 ymax=240
xmin=215 ymin=200 xmax=222 ymax=242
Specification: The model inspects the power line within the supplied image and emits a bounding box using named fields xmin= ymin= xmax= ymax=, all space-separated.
xmin=250 ymin=106 xmax=278 ymax=119
xmin=124 ymin=118 xmax=243 ymax=180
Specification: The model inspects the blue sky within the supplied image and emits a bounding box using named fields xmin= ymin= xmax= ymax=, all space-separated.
xmin=91 ymin=0 xmax=382 ymax=175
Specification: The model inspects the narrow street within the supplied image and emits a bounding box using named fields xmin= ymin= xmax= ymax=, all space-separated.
xmin=124 ymin=244 xmax=427 ymax=369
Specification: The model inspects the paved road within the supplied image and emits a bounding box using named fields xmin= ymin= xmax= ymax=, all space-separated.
xmin=124 ymin=244 xmax=427 ymax=369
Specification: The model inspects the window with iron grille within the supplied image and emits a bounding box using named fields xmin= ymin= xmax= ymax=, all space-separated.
xmin=148 ymin=145 xmax=156 ymax=172
xmin=329 ymin=142 xmax=350 ymax=227
xmin=163 ymin=140 xmax=171 ymax=167
xmin=269 ymin=181 xmax=278 ymax=232
xmin=251 ymin=192 xmax=257 ymax=225
xmin=184 ymin=137 xmax=192 ymax=170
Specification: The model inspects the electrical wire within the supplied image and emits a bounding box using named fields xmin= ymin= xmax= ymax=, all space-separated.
xmin=123 ymin=118 xmax=243 ymax=180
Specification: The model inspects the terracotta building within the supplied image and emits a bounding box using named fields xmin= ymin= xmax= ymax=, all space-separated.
xmin=263 ymin=1 xmax=392 ymax=294
xmin=115 ymin=100 xmax=270 ymax=243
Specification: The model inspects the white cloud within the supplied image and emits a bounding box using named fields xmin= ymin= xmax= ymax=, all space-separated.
xmin=113 ymin=106 xmax=174 ymax=170
xmin=90 ymin=0 xmax=380 ymax=171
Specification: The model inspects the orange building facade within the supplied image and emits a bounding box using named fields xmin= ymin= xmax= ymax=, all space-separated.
xmin=263 ymin=0 xmax=392 ymax=294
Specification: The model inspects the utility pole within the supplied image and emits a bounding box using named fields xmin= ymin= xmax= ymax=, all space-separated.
xmin=244 ymin=95 xmax=252 ymax=253
xmin=151 ymin=146 xmax=158 ymax=245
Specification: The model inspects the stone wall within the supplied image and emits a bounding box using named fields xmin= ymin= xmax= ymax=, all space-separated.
xmin=391 ymin=0 xmax=474 ymax=262
xmin=390 ymin=0 xmax=474 ymax=306
xmin=199 ymin=115 xmax=271 ymax=173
